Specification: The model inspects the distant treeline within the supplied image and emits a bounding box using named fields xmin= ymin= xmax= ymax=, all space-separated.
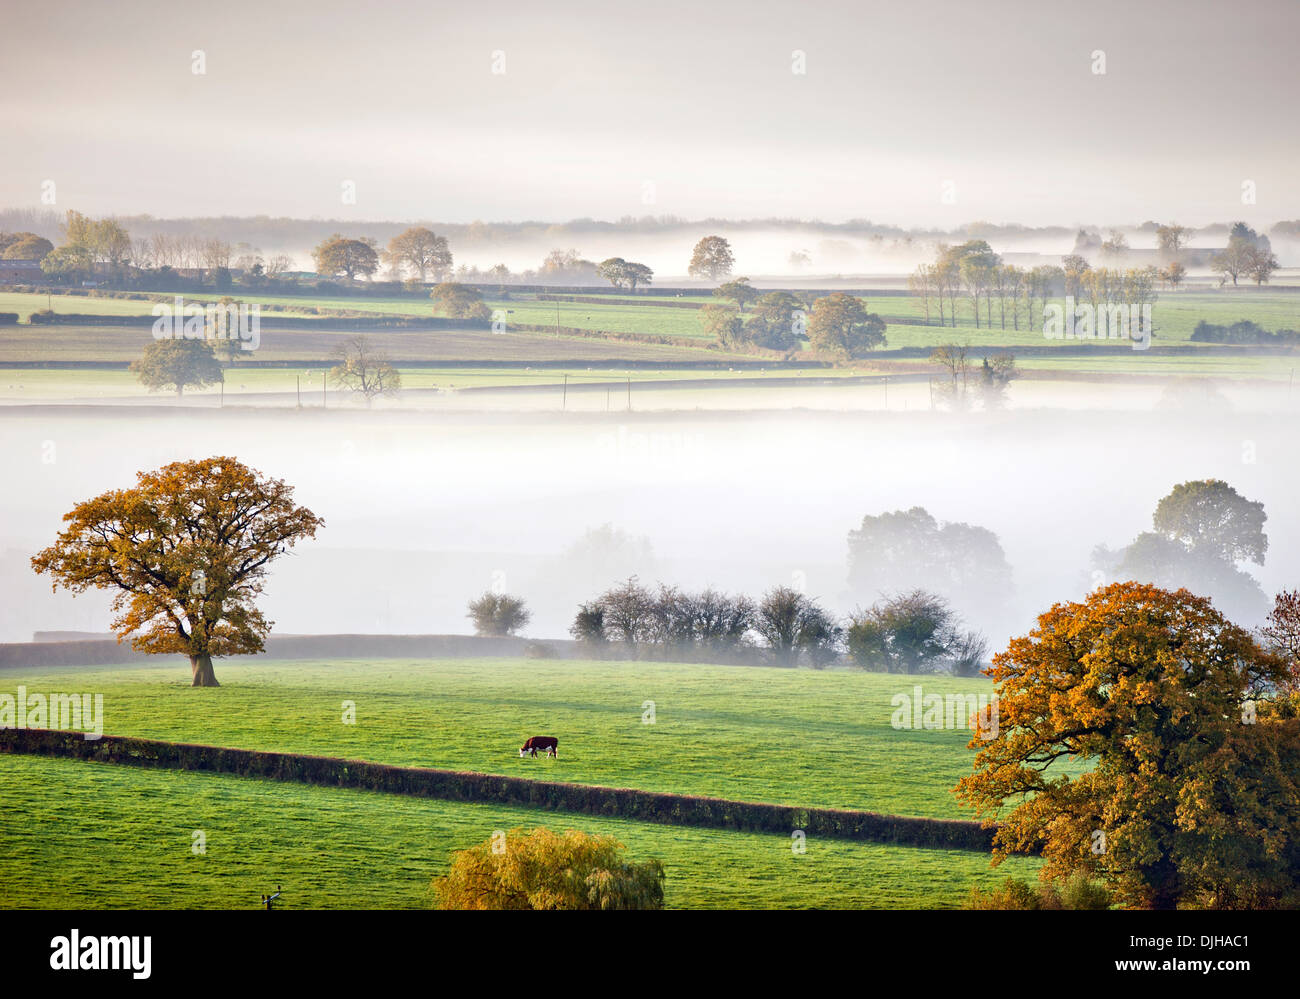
xmin=4 ymin=206 xmax=1295 ymax=252
xmin=565 ymin=578 xmax=987 ymax=674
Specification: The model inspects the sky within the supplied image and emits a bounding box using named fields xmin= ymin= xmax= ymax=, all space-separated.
xmin=1 ymin=0 xmax=1297 ymax=226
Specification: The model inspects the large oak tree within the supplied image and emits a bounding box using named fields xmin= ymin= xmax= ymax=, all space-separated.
xmin=32 ymin=457 xmax=324 ymax=687
xmin=956 ymin=582 xmax=1300 ymax=909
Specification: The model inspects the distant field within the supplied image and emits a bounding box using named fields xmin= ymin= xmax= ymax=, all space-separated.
xmin=0 ymin=658 xmax=1043 ymax=818
xmin=0 ymin=323 xmax=726 ymax=364
xmin=0 ymin=754 xmax=1038 ymax=909
xmin=0 ymin=365 xmax=853 ymax=400
xmin=1013 ymin=353 xmax=1300 ymax=379
xmin=2 ymin=289 xmax=1293 ymax=384
xmin=5 ymin=288 xmax=1295 ymax=348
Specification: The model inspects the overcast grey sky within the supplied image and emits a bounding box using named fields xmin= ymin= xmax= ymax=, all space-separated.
xmin=2 ymin=0 xmax=1296 ymax=225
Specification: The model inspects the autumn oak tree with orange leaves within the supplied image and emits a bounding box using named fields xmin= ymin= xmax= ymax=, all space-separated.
xmin=956 ymin=581 xmax=1300 ymax=909
xmin=31 ymin=457 xmax=323 ymax=687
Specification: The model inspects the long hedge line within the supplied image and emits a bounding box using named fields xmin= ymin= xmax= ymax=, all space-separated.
xmin=24 ymin=311 xmax=479 ymax=331
xmin=0 ymin=727 xmax=996 ymax=852
xmin=535 ymin=294 xmax=707 ymax=310
xmin=512 ymin=321 xmax=791 ymax=360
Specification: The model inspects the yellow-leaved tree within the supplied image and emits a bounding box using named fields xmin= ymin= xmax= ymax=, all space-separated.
xmin=31 ymin=456 xmax=323 ymax=687
xmin=432 ymin=828 xmax=665 ymax=910
xmin=956 ymin=581 xmax=1300 ymax=909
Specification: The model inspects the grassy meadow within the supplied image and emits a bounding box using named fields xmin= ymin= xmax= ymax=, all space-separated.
xmin=0 ymin=754 xmax=1039 ymax=909
xmin=0 ymin=657 xmax=1031 ymax=818
xmin=0 ymin=656 xmax=1057 ymax=909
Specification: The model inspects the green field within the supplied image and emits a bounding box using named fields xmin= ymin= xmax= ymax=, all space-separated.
xmin=0 ymin=657 xmax=1053 ymax=909
xmin=0 ymin=323 xmax=728 ymax=365
xmin=0 ymin=658 xmax=1041 ymax=818
xmin=3 ymin=287 xmax=1294 ymax=401
xmin=0 ymin=754 xmax=1038 ymax=909
xmin=4 ymin=288 xmax=1295 ymax=349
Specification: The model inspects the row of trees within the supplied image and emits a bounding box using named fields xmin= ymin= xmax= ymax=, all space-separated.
xmin=311 ymin=227 xmax=459 ymax=284
xmin=28 ymin=211 xmax=292 ymax=288
xmin=929 ymin=345 xmax=1017 ymax=409
xmin=1211 ymin=223 xmax=1279 ymax=286
xmin=563 ymin=577 xmax=985 ymax=673
xmin=701 ymin=285 xmax=886 ymax=358
xmin=909 ymin=241 xmax=1165 ymax=332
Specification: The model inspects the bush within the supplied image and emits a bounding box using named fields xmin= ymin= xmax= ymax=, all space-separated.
xmin=968 ymin=877 xmax=1044 ymax=909
xmin=466 ymin=591 xmax=530 ymax=637
xmin=570 ymin=601 xmax=608 ymax=645
xmin=431 ymin=282 xmax=490 ymax=319
xmin=28 ymin=308 xmax=55 ymax=324
xmin=1190 ymin=319 xmax=1298 ymax=345
xmin=0 ymin=312 xmax=18 ymax=325
xmin=431 ymin=828 xmax=666 ymax=910
xmin=846 ymin=590 xmax=988 ymax=675
xmin=968 ymin=874 xmax=1110 ymax=910
xmin=569 ymin=581 xmax=756 ymax=661
xmin=1055 ymin=871 xmax=1113 ymax=910
xmin=523 ymin=641 xmax=558 ymax=659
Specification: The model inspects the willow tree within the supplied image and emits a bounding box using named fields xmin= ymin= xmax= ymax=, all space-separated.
xmin=32 ymin=457 xmax=323 ymax=687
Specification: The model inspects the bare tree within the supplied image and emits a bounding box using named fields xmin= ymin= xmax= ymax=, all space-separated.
xmin=330 ymin=335 xmax=401 ymax=406
xmin=754 ymin=586 xmax=841 ymax=668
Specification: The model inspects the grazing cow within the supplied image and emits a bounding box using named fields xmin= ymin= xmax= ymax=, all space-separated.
xmin=519 ymin=735 xmax=558 ymax=758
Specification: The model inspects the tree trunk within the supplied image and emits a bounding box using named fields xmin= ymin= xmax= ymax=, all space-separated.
xmin=190 ymin=653 xmax=220 ymax=687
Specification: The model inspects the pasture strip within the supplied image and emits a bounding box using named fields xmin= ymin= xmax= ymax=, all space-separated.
xmin=0 ymin=727 xmax=997 ymax=852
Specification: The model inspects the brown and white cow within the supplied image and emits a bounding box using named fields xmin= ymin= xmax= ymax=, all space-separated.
xmin=519 ymin=735 xmax=558 ymax=758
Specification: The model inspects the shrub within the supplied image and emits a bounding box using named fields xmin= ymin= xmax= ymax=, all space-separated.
xmin=570 ymin=601 xmax=608 ymax=645
xmin=523 ymin=641 xmax=558 ymax=659
xmin=968 ymin=877 xmax=1044 ymax=910
xmin=968 ymin=874 xmax=1109 ymax=909
xmin=753 ymin=586 xmax=842 ymax=668
xmin=569 ymin=582 xmax=757 ymax=661
xmin=466 ymin=591 xmax=531 ymax=637
xmin=431 ymin=282 xmax=491 ymax=320
xmin=846 ymin=590 xmax=988 ymax=675
xmin=431 ymin=828 xmax=666 ymax=910
xmin=1055 ymin=871 xmax=1113 ymax=910
xmin=1190 ymin=319 xmax=1298 ymax=345
xmin=0 ymin=312 xmax=18 ymax=325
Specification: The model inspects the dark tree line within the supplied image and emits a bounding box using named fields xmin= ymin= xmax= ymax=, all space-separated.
xmin=570 ymin=577 xmax=984 ymax=673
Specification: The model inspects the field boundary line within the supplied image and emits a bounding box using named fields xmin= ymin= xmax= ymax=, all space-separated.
xmin=0 ymin=727 xmax=997 ymax=852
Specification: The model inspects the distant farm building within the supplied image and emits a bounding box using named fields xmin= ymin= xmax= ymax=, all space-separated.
xmin=0 ymin=259 xmax=43 ymax=283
